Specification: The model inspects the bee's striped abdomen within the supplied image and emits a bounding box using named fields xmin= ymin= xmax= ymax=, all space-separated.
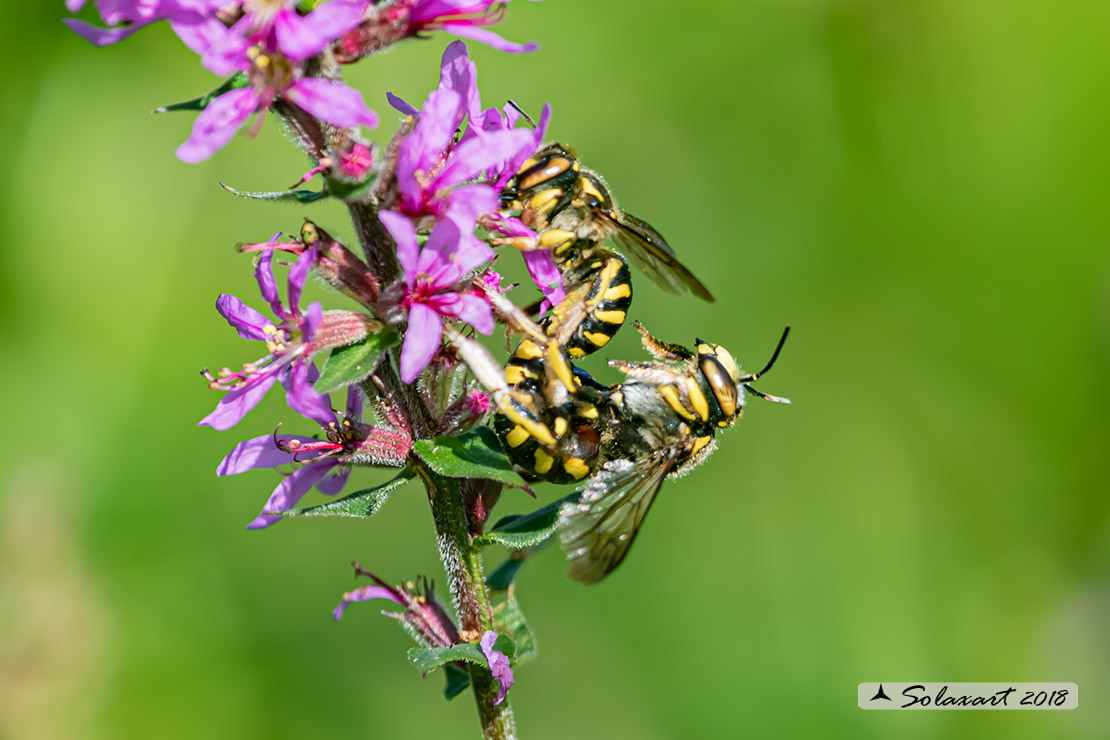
xmin=549 ymin=250 xmax=634 ymax=359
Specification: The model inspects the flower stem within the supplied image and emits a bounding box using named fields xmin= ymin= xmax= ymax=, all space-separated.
xmin=416 ymin=464 xmax=517 ymax=740
xmin=277 ymin=56 xmax=517 ymax=736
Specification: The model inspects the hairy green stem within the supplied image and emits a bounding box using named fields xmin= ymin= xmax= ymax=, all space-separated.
xmin=417 ymin=465 xmax=516 ymax=740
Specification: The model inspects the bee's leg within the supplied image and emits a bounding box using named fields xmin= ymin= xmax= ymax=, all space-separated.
xmin=549 ymin=252 xmax=633 ymax=361
xmin=490 ymin=228 xmax=577 ymax=253
xmin=634 ymin=320 xmax=695 ymax=362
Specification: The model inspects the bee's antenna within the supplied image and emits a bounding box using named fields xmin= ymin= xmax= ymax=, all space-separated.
xmin=507 ymin=99 xmax=536 ymax=128
xmin=740 ymin=326 xmax=790 ymax=382
xmin=744 ymin=385 xmax=791 ymax=404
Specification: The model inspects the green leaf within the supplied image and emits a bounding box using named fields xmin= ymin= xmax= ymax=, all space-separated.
xmin=275 ymin=470 xmax=412 ymax=518
xmin=495 ymin=596 xmax=537 ymax=665
xmin=408 ymin=635 xmax=515 ymax=676
xmin=314 ymin=329 xmax=399 ymax=393
xmin=220 ymin=182 xmax=329 ymax=204
xmin=324 ymin=173 xmax=377 ymax=203
xmin=443 ymin=664 xmax=471 ymax=700
xmin=408 ymin=643 xmax=485 ymax=674
xmin=485 ymin=558 xmax=525 ymax=592
xmin=475 ymin=491 xmax=582 ymax=549
xmin=154 ymin=72 xmax=248 ymax=113
xmin=413 ymin=427 xmax=527 ymax=488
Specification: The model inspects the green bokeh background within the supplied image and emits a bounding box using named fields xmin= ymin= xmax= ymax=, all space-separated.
xmin=2 ymin=1 xmax=1108 ymax=738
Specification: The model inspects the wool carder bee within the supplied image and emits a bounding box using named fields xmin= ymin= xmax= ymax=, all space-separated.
xmin=496 ymin=142 xmax=715 ymax=361
xmin=491 ymin=315 xmax=790 ymax=583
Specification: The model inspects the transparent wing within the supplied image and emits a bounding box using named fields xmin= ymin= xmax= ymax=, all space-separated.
xmin=557 ymin=451 xmax=678 ymax=584
xmin=607 ymin=211 xmax=715 ymax=302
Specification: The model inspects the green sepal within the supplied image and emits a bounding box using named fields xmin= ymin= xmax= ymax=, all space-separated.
xmin=495 ymin=596 xmax=537 ymax=666
xmin=475 ymin=491 xmax=582 ymax=549
xmin=408 ymin=634 xmax=514 ymax=675
xmin=275 ymin=469 xmax=412 ymax=518
xmin=413 ymin=427 xmax=527 ymax=488
xmin=485 ymin=558 xmax=525 ymax=592
xmin=220 ymin=182 xmax=329 ymax=204
xmin=155 ymin=72 xmax=248 ymax=113
xmin=443 ymin=664 xmax=471 ymax=700
xmin=324 ymin=174 xmax=376 ymax=203
xmin=314 ymin=329 xmax=399 ymax=393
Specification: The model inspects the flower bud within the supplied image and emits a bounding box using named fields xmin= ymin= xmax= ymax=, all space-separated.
xmin=302 ymin=220 xmax=380 ymax=308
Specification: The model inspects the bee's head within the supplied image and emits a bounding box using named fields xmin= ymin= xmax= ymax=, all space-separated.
xmin=695 ymin=339 xmax=743 ymax=423
xmin=695 ymin=328 xmax=792 ymax=425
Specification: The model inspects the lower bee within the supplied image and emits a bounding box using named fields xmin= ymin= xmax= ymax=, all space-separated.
xmin=492 ymin=316 xmax=791 ymax=583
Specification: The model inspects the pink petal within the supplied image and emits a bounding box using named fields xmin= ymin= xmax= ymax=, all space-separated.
xmin=316 ymin=466 xmax=350 ymax=495
xmin=254 ymin=249 xmax=285 ymax=319
xmin=301 ymin=302 xmax=324 ymax=341
xmin=199 ymin=373 xmax=279 ymax=431
xmin=279 ymin=1 xmax=368 ymax=61
xmin=378 ymin=210 xmax=420 ymax=283
xmin=287 ymin=246 xmax=315 ymax=315
xmin=399 ymin=303 xmax=444 ymax=383
xmin=479 ymin=631 xmax=515 ymax=706
xmin=523 ymin=249 xmax=565 ymax=305
xmin=286 ymin=78 xmax=378 ymax=130
xmin=436 ymin=128 xmax=533 ymax=191
xmin=215 ymin=293 xmax=270 ymax=340
xmin=442 ymin=184 xmax=500 ymax=230
xmin=346 ymin=386 xmax=364 ymax=418
xmin=175 ymin=87 xmax=260 ymax=163
xmin=332 ymin=583 xmax=404 ymax=620
xmin=215 ymin=433 xmax=318 ymax=476
xmin=66 ymin=0 xmax=87 ymax=10
xmin=387 ymin=92 xmax=418 ymax=116
xmin=396 ymin=87 xmax=461 ymax=200
xmin=283 ymin=357 xmax=334 ymax=428
xmin=443 ymin=23 xmax=538 ymax=54
xmin=452 ymin=293 xmax=494 ymax=334
xmin=171 ymin=16 xmax=234 ymax=57
xmin=62 ymin=18 xmax=146 ymax=46
xmin=247 ymin=459 xmax=339 ymax=529
xmin=438 ymin=40 xmax=481 ymax=123
xmin=199 ymin=15 xmax=252 ymax=76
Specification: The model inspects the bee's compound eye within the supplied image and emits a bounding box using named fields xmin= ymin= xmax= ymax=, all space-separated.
xmin=700 ymin=356 xmax=739 ymax=418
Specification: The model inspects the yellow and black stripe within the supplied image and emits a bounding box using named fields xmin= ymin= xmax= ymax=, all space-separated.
xmin=546 ymin=247 xmax=634 ymax=359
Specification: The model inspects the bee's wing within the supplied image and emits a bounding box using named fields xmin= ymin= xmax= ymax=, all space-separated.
xmin=607 ymin=211 xmax=715 ymax=302
xmin=557 ymin=452 xmax=678 ymax=584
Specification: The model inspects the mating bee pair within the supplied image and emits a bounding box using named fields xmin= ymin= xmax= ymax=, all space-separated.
xmin=488 ymin=143 xmax=789 ymax=584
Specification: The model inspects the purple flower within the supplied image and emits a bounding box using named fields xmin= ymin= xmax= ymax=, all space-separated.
xmin=218 ymin=387 xmax=370 ymax=529
xmin=63 ymin=0 xmax=223 ymax=47
xmin=479 ymin=630 xmax=515 ymax=705
xmin=174 ymin=3 xmax=377 ymax=163
xmin=196 ymin=0 xmax=370 ymax=77
xmin=200 ymin=246 xmax=332 ymax=431
xmin=388 ymin=41 xmax=535 ymax=221
xmin=408 ymin=0 xmax=539 ymax=54
xmin=379 ymin=211 xmax=495 ymax=383
xmin=333 ymin=565 xmax=461 ymax=649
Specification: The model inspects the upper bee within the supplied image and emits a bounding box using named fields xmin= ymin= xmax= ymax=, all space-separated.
xmin=500 ymin=142 xmax=715 ymax=302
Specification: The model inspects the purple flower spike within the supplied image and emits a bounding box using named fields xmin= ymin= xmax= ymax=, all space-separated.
xmin=379 ymin=211 xmax=495 ymax=383
xmin=479 ymin=630 xmax=515 ymax=705
xmin=200 ymin=248 xmax=325 ymax=430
